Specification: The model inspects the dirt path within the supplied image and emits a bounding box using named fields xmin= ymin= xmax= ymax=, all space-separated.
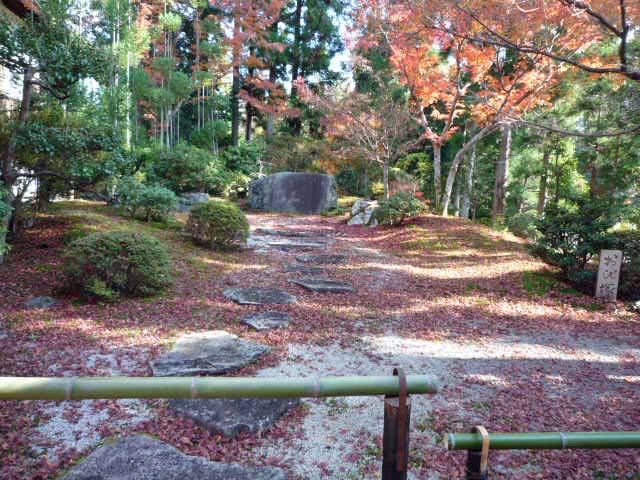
xmin=0 ymin=203 xmax=638 ymax=479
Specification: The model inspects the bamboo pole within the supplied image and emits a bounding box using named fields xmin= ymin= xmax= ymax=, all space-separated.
xmin=445 ymin=431 xmax=640 ymax=451
xmin=0 ymin=375 xmax=438 ymax=401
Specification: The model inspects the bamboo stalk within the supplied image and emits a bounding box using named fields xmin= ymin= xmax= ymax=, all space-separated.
xmin=0 ymin=375 xmax=438 ymax=401
xmin=445 ymin=431 xmax=640 ymax=451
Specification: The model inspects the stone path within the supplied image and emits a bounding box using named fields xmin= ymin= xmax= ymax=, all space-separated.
xmin=241 ymin=311 xmax=291 ymax=331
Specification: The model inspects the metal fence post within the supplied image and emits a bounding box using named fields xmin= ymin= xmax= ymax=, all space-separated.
xmin=382 ymin=368 xmax=411 ymax=480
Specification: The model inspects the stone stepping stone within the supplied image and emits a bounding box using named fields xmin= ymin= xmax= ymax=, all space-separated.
xmin=241 ymin=311 xmax=291 ymax=331
xmin=291 ymin=277 xmax=356 ymax=293
xmin=62 ymin=435 xmax=286 ymax=479
xmin=283 ymin=264 xmax=327 ymax=275
xmin=224 ymin=288 xmax=296 ymax=305
xmin=255 ymin=228 xmax=328 ymax=237
xmin=264 ymin=239 xmax=327 ymax=252
xmin=296 ymin=253 xmax=347 ymax=265
xmin=24 ymin=296 xmax=57 ymax=309
xmin=151 ymin=331 xmax=269 ymax=377
xmin=169 ymin=397 xmax=300 ymax=438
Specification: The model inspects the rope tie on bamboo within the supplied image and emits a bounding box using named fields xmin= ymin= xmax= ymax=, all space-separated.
xmin=65 ymin=378 xmax=75 ymax=401
xmin=473 ymin=425 xmax=490 ymax=475
xmin=559 ymin=432 xmax=568 ymax=449
xmin=190 ymin=378 xmax=199 ymax=399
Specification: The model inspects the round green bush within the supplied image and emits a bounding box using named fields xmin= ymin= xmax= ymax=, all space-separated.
xmin=186 ymin=200 xmax=249 ymax=249
xmin=373 ymin=191 xmax=426 ymax=226
xmin=63 ymin=231 xmax=173 ymax=301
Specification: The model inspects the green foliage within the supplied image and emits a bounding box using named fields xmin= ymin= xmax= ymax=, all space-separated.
xmin=264 ymin=134 xmax=332 ymax=173
xmin=611 ymin=231 xmax=640 ymax=301
xmin=373 ymin=192 xmax=426 ymax=226
xmin=0 ymin=188 xmax=12 ymax=257
xmin=221 ymin=143 xmax=264 ymax=175
xmin=186 ymin=200 xmax=249 ymax=250
xmin=63 ymin=231 xmax=173 ymax=301
xmin=144 ymin=144 xmax=228 ymax=194
xmin=116 ymin=177 xmax=177 ymax=222
xmin=507 ymin=212 xmax=540 ymax=239
xmin=396 ymin=152 xmax=433 ymax=199
xmin=189 ymin=120 xmax=231 ymax=150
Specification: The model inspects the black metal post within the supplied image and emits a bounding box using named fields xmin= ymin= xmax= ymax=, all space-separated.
xmin=465 ymin=449 xmax=489 ymax=480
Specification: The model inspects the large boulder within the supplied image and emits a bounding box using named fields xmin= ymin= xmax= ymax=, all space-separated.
xmin=62 ymin=435 xmax=287 ymax=479
xmin=249 ymin=172 xmax=338 ymax=214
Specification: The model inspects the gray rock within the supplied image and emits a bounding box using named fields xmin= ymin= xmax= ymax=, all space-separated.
xmin=249 ymin=172 xmax=338 ymax=214
xmin=296 ymin=254 xmax=347 ymax=265
xmin=291 ymin=277 xmax=356 ymax=293
xmin=169 ymin=398 xmax=300 ymax=438
xmin=348 ymin=200 xmax=379 ymax=226
xmin=176 ymin=192 xmax=210 ymax=212
xmin=62 ymin=435 xmax=287 ymax=480
xmin=283 ymin=264 xmax=327 ymax=275
xmin=630 ymin=301 xmax=640 ymax=313
xmin=241 ymin=311 xmax=291 ymax=331
xmin=151 ymin=331 xmax=269 ymax=377
xmin=24 ymin=296 xmax=57 ymax=309
xmin=223 ymin=288 xmax=297 ymax=305
xmin=265 ymin=240 xmax=327 ymax=252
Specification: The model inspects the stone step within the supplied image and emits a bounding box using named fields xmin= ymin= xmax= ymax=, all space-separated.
xmin=291 ymin=277 xmax=356 ymax=293
xmin=169 ymin=397 xmax=300 ymax=438
xmin=224 ymin=288 xmax=297 ymax=305
xmin=151 ymin=331 xmax=269 ymax=377
xmin=295 ymin=254 xmax=347 ymax=265
xmin=241 ymin=311 xmax=291 ymax=331
xmin=283 ymin=264 xmax=327 ymax=275
xmin=62 ymin=435 xmax=287 ymax=479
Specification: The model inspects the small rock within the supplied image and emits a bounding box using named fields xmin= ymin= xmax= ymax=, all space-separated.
xmin=224 ymin=288 xmax=297 ymax=305
xmin=175 ymin=192 xmax=210 ymax=212
xmin=169 ymin=398 xmax=300 ymax=438
xmin=151 ymin=331 xmax=269 ymax=377
xmin=24 ymin=297 xmax=57 ymax=309
xmin=283 ymin=264 xmax=327 ymax=275
xmin=296 ymin=254 xmax=347 ymax=265
xmin=630 ymin=301 xmax=640 ymax=313
xmin=62 ymin=435 xmax=287 ymax=479
xmin=241 ymin=311 xmax=291 ymax=331
xmin=290 ymin=277 xmax=356 ymax=293
xmin=348 ymin=200 xmax=379 ymax=226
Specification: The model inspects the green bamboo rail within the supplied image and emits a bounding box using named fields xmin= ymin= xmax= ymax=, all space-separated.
xmin=445 ymin=431 xmax=640 ymax=451
xmin=0 ymin=375 xmax=438 ymax=401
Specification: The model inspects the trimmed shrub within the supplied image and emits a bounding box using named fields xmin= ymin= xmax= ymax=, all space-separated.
xmin=63 ymin=231 xmax=173 ymax=301
xmin=507 ymin=212 xmax=540 ymax=239
xmin=186 ymin=200 xmax=249 ymax=250
xmin=116 ymin=177 xmax=177 ymax=222
xmin=139 ymin=184 xmax=178 ymax=222
xmin=373 ymin=191 xmax=426 ymax=226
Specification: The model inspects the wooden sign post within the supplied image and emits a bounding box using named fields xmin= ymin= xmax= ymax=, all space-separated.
xmin=595 ymin=250 xmax=623 ymax=301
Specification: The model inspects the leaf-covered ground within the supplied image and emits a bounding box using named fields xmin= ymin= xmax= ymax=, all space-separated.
xmin=0 ymin=201 xmax=638 ymax=479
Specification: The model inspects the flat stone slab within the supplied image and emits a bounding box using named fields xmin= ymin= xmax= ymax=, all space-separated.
xmin=296 ymin=254 xmax=347 ymax=265
xmin=241 ymin=311 xmax=291 ymax=331
xmin=151 ymin=331 xmax=269 ymax=377
xmin=24 ymin=296 xmax=57 ymax=309
xmin=255 ymin=228 xmax=332 ymax=238
xmin=291 ymin=277 xmax=356 ymax=293
xmin=265 ymin=240 xmax=327 ymax=252
xmin=224 ymin=288 xmax=297 ymax=305
xmin=62 ymin=435 xmax=287 ymax=479
xmin=169 ymin=398 xmax=300 ymax=438
xmin=283 ymin=264 xmax=327 ymax=275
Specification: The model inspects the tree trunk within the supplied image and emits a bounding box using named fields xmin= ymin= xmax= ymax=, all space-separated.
xmin=382 ymin=159 xmax=390 ymax=200
xmin=266 ymin=66 xmax=277 ymax=139
xmin=442 ymin=124 xmax=498 ymax=215
xmin=461 ymin=147 xmax=476 ymax=219
xmin=432 ymin=143 xmax=441 ymax=211
xmin=231 ymin=19 xmax=241 ymax=147
xmin=492 ymin=124 xmax=512 ymax=221
xmin=537 ymin=148 xmax=550 ymax=215
xmin=288 ymin=0 xmax=303 ymax=135
xmin=454 ymin=177 xmax=461 ymax=216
